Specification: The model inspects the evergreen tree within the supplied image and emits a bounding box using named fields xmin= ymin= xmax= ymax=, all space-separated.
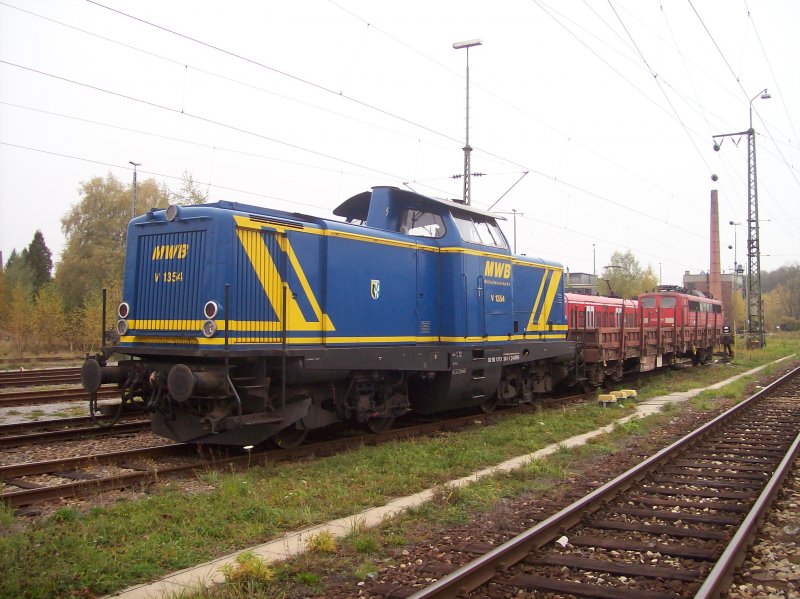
xmin=25 ymin=230 xmax=53 ymax=294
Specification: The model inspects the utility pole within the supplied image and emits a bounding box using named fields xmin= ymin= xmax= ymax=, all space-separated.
xmin=453 ymin=39 xmax=481 ymax=205
xmin=129 ymin=161 xmax=141 ymax=219
xmin=712 ymin=88 xmax=770 ymax=348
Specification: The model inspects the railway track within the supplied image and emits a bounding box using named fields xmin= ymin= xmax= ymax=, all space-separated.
xmin=0 ymin=416 xmax=151 ymax=449
xmin=396 ymin=365 xmax=800 ymax=599
xmin=0 ymin=357 xmax=81 ymax=365
xmin=0 ymin=366 xmax=82 ymax=388
xmin=0 ymin=386 xmax=117 ymax=408
xmin=0 ymin=398 xmax=588 ymax=510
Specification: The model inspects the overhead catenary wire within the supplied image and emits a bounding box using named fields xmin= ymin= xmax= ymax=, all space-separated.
xmin=688 ymin=0 xmax=800 ymax=193
xmin=0 ymin=1 xmax=457 ymax=155
xmin=82 ymin=0 xmax=717 ymax=214
xmin=328 ymin=0 xmax=710 ymax=213
xmin=0 ymin=1 xmax=795 ymax=276
xmin=0 ymin=140 xmax=332 ymax=213
xmin=0 ymin=59 xmax=455 ymax=196
xmin=0 ymin=100 xmax=391 ymax=182
xmin=0 ymin=54 xmax=710 ymax=242
xmin=606 ymin=1 xmax=714 ymax=175
xmin=744 ymin=0 xmax=800 ymax=149
xmin=6 ymin=0 xmax=691 ymax=208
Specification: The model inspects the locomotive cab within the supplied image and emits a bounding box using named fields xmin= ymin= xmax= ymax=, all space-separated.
xmin=639 ymin=288 xmax=723 ymax=365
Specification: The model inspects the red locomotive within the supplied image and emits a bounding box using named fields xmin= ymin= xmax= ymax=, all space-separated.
xmin=567 ymin=286 xmax=724 ymax=387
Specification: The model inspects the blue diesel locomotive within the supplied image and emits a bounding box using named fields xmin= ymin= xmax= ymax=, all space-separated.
xmin=81 ymin=187 xmax=575 ymax=446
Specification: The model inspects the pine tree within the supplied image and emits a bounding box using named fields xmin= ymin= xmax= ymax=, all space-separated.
xmin=26 ymin=230 xmax=53 ymax=294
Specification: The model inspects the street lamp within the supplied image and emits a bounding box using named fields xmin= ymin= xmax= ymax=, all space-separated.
xmin=129 ymin=161 xmax=141 ymax=219
xmin=729 ymin=220 xmax=741 ymax=279
xmin=712 ymin=88 xmax=771 ymax=348
xmin=453 ymin=38 xmax=481 ymax=206
xmin=750 ymin=89 xmax=771 ymax=130
xmin=727 ymin=218 xmax=742 ymax=332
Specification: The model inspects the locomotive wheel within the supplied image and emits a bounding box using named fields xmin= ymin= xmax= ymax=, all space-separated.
xmin=365 ymin=416 xmax=395 ymax=434
xmin=272 ymin=425 xmax=308 ymax=449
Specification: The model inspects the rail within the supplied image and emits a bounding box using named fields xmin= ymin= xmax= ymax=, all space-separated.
xmin=407 ymin=364 xmax=800 ymax=598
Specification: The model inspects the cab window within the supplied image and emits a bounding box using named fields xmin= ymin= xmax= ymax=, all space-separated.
xmin=399 ymin=210 xmax=445 ymax=238
xmin=453 ymin=213 xmax=508 ymax=248
xmin=641 ymin=297 xmax=656 ymax=309
xmin=660 ymin=297 xmax=676 ymax=309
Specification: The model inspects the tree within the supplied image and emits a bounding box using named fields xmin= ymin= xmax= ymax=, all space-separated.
xmin=7 ymin=281 xmax=31 ymax=353
xmin=171 ymin=170 xmax=209 ymax=205
xmin=56 ymin=173 xmax=170 ymax=307
xmin=760 ymin=264 xmax=800 ymax=332
xmin=30 ymin=283 xmax=66 ymax=351
xmin=601 ymin=250 xmax=659 ymax=299
xmin=3 ymin=250 xmax=33 ymax=302
xmin=770 ymin=265 xmax=800 ymax=320
xmin=75 ymin=284 xmax=121 ymax=353
xmin=26 ymin=230 xmax=53 ymax=294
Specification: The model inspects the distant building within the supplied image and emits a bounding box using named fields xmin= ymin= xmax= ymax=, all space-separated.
xmin=683 ymin=270 xmax=744 ymax=324
xmin=565 ymin=272 xmax=598 ymax=295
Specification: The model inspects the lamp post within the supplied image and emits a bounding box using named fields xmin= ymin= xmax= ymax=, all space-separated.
xmin=453 ymin=38 xmax=481 ymax=206
xmin=728 ymin=219 xmax=742 ymax=332
xmin=729 ymin=220 xmax=741 ymax=284
xmin=712 ymin=88 xmax=770 ymax=348
xmin=129 ymin=161 xmax=141 ymax=219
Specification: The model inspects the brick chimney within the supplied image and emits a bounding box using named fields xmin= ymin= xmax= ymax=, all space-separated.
xmin=709 ymin=190 xmax=722 ymax=301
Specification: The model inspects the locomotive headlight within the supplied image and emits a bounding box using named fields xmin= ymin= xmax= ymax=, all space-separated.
xmin=117 ymin=319 xmax=129 ymax=335
xmin=203 ymin=301 xmax=219 ymax=319
xmin=202 ymin=319 xmax=217 ymax=337
xmin=118 ymin=302 xmax=130 ymax=319
xmin=165 ymin=204 xmax=180 ymax=222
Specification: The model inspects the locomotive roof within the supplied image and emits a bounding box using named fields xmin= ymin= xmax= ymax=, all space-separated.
xmin=333 ymin=187 xmax=506 ymax=222
xmin=640 ymin=290 xmax=723 ymax=303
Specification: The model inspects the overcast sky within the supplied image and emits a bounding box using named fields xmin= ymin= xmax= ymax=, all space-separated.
xmin=1 ymin=0 xmax=798 ymax=286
